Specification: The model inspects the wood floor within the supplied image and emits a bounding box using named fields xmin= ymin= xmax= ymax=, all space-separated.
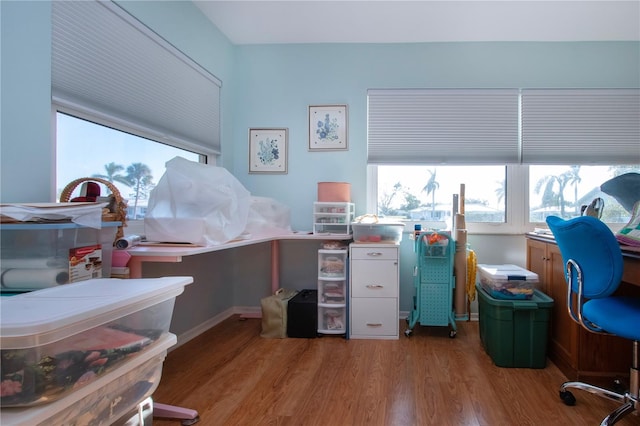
xmin=152 ymin=316 xmax=639 ymax=426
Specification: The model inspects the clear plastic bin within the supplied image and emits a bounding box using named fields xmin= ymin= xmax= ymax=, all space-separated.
xmin=0 ymin=277 xmax=192 ymax=407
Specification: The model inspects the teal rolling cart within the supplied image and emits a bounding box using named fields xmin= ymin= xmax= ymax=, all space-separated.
xmin=405 ymin=231 xmax=457 ymax=337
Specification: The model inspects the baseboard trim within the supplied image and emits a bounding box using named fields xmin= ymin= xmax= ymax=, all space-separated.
xmin=172 ymin=307 xmax=478 ymax=350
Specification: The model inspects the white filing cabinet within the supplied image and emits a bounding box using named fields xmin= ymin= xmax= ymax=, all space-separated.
xmin=317 ymin=248 xmax=348 ymax=335
xmin=349 ymin=243 xmax=399 ymax=339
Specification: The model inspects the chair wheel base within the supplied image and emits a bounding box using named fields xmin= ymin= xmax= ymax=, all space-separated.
xmin=560 ymin=390 xmax=576 ymax=406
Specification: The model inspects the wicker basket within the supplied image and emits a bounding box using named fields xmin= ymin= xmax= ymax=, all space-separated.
xmin=60 ymin=177 xmax=127 ymax=243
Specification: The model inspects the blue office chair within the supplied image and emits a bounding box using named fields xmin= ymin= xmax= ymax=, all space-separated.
xmin=546 ymin=215 xmax=640 ymax=425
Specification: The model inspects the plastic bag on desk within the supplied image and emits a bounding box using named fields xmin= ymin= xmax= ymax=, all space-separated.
xmin=244 ymin=196 xmax=292 ymax=235
xmin=144 ymin=156 xmax=251 ymax=245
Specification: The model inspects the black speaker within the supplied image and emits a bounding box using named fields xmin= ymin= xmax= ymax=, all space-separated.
xmin=287 ymin=289 xmax=318 ymax=338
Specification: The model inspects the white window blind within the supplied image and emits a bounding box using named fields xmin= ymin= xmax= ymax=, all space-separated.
xmin=52 ymin=0 xmax=222 ymax=156
xmin=367 ymin=89 xmax=520 ymax=165
xmin=521 ymin=89 xmax=640 ymax=165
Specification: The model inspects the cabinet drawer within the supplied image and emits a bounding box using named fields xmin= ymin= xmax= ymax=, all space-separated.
xmin=350 ymin=298 xmax=397 ymax=336
xmin=350 ymin=247 xmax=397 ymax=261
xmin=351 ymin=260 xmax=398 ymax=297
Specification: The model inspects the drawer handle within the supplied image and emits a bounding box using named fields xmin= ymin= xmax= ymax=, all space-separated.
xmin=366 ymin=323 xmax=383 ymax=327
xmin=366 ymin=284 xmax=384 ymax=289
xmin=367 ymin=252 xmax=383 ymax=257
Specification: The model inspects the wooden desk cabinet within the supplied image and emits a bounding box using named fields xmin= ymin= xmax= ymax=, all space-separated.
xmin=526 ymin=235 xmax=640 ymax=385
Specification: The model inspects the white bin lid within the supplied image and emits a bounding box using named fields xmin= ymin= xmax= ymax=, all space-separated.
xmin=477 ymin=264 xmax=539 ymax=282
xmin=1 ymin=276 xmax=193 ymax=349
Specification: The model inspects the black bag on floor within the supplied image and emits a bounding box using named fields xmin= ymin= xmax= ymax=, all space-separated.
xmin=287 ymin=289 xmax=318 ymax=338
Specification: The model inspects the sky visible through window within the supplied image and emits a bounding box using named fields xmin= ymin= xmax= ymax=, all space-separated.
xmin=56 ymin=113 xmax=199 ymax=204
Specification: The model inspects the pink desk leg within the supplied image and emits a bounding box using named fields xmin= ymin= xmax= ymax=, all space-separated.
xmin=127 ymin=255 xmax=198 ymax=423
xmin=271 ymin=239 xmax=280 ymax=293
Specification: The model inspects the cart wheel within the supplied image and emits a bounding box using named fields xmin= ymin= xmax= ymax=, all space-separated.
xmin=404 ymin=329 xmax=413 ymax=337
xmin=449 ymin=330 xmax=457 ymax=338
xmin=559 ymin=390 xmax=576 ymax=406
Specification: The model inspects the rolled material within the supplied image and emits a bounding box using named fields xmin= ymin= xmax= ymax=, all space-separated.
xmin=115 ymin=235 xmax=142 ymax=249
xmin=1 ymin=258 xmax=67 ymax=269
xmin=454 ymin=228 xmax=468 ymax=319
xmin=1 ymin=268 xmax=69 ymax=289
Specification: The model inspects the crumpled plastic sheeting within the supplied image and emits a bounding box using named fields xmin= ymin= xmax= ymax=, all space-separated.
xmin=0 ymin=202 xmax=107 ymax=228
xmin=144 ymin=157 xmax=252 ymax=246
xmin=245 ymin=196 xmax=292 ymax=235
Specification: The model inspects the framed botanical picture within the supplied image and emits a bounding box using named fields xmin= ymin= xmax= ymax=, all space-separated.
xmin=249 ymin=128 xmax=288 ymax=174
xmin=308 ymin=104 xmax=348 ymax=151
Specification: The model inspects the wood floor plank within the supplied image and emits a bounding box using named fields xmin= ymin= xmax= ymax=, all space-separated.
xmin=152 ymin=316 xmax=639 ymax=426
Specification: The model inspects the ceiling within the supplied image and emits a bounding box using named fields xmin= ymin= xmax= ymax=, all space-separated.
xmin=193 ymin=1 xmax=640 ymax=45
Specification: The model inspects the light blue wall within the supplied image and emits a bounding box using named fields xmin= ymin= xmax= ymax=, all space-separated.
xmin=1 ymin=2 xmax=639 ymax=323
xmin=232 ymin=42 xmax=640 ymax=231
xmin=1 ymin=1 xmax=53 ymax=202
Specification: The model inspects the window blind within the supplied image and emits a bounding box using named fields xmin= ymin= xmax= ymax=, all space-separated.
xmin=367 ymin=89 xmax=520 ymax=165
xmin=521 ymin=89 xmax=640 ymax=165
xmin=52 ymin=0 xmax=222 ymax=156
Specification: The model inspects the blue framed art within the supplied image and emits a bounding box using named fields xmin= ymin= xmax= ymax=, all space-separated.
xmin=249 ymin=128 xmax=288 ymax=174
xmin=308 ymin=105 xmax=348 ymax=151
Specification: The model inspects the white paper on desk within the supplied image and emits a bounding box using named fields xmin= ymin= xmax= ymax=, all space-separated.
xmin=0 ymin=202 xmax=107 ymax=228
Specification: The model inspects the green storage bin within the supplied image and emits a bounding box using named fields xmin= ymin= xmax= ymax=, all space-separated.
xmin=476 ymin=283 xmax=554 ymax=368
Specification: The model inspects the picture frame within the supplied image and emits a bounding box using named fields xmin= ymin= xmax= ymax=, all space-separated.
xmin=308 ymin=104 xmax=348 ymax=151
xmin=248 ymin=128 xmax=288 ymax=174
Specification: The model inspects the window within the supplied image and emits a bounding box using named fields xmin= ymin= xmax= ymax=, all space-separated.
xmin=372 ymin=164 xmax=638 ymax=234
xmin=52 ymin=1 xmax=222 ymax=236
xmin=368 ymin=88 xmax=640 ymax=233
xmin=529 ymin=165 xmax=640 ymax=224
xmin=376 ymin=165 xmax=506 ymax=230
xmin=56 ymin=111 xmax=200 ymax=222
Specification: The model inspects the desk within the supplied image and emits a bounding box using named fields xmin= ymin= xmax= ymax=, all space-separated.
xmin=526 ymin=233 xmax=640 ymax=384
xmin=127 ymin=231 xmax=353 ymax=292
xmin=127 ymin=231 xmax=352 ymax=423
xmin=526 ymin=232 xmax=640 ymax=287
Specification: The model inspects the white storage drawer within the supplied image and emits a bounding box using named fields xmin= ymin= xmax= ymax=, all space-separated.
xmin=350 ymin=298 xmax=398 ymax=336
xmin=350 ymin=247 xmax=398 ymax=261
xmin=350 ymin=261 xmax=398 ymax=298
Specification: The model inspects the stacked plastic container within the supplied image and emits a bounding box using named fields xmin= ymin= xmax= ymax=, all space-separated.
xmin=0 ymin=276 xmax=193 ymax=425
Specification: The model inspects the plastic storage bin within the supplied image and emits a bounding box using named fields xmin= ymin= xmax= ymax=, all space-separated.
xmin=0 ymin=276 xmax=193 ymax=407
xmin=352 ymin=222 xmax=404 ymax=243
xmin=313 ymin=202 xmax=355 ymax=235
xmin=0 ymin=222 xmax=121 ymax=291
xmin=478 ymin=264 xmax=539 ymax=300
xmin=476 ymin=283 xmax=553 ymax=368
xmin=0 ymin=334 xmax=175 ymax=426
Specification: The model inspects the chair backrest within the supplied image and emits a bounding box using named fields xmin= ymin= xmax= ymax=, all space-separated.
xmin=546 ymin=215 xmax=623 ymax=299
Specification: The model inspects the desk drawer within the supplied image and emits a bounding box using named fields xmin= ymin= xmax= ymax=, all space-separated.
xmin=350 ymin=247 xmax=398 ymax=261
xmin=350 ymin=298 xmax=397 ymax=336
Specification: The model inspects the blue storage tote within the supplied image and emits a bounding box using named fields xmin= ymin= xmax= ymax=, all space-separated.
xmin=477 ymin=283 xmax=553 ymax=368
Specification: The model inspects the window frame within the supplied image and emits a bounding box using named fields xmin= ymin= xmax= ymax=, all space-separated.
xmin=368 ymin=164 xmax=629 ymax=235
xmin=53 ymin=103 xmax=210 ymax=236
